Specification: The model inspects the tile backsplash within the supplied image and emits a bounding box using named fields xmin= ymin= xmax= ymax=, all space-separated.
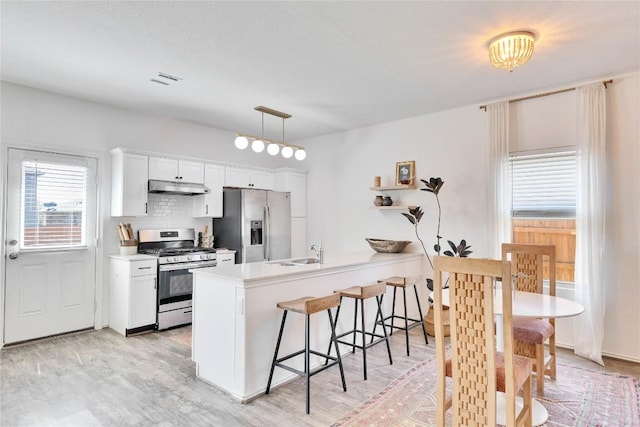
xmin=107 ymin=193 xmax=211 ymax=254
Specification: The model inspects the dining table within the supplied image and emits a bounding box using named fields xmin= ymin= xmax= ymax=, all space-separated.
xmin=437 ymin=287 xmax=585 ymax=426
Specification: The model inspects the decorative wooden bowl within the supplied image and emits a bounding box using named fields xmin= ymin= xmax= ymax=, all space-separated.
xmin=365 ymin=238 xmax=411 ymax=253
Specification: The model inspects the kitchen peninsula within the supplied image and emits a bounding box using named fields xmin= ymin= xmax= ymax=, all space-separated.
xmin=191 ymin=251 xmax=424 ymax=402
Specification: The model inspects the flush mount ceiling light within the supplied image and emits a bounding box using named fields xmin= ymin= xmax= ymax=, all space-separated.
xmin=234 ymin=106 xmax=306 ymax=161
xmin=488 ymin=31 xmax=535 ymax=72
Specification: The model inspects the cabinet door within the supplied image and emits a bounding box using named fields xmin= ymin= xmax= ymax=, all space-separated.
xmin=216 ymin=252 xmax=235 ymax=266
xmin=122 ymin=153 xmax=148 ymax=216
xmin=149 ymin=156 xmax=179 ymax=181
xmin=225 ymin=167 xmax=251 ymax=188
xmin=291 ymin=217 xmax=307 ymax=258
xmin=276 ymin=171 xmax=306 ymax=217
xmin=129 ymin=275 xmax=157 ymax=329
xmin=251 ymin=170 xmax=274 ymax=190
xmin=179 ymin=160 xmax=204 ymax=184
xmin=194 ymin=164 xmax=223 ymax=217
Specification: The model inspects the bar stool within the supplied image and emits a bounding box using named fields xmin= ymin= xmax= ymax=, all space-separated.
xmin=265 ymin=294 xmax=347 ymax=414
xmin=371 ymin=276 xmax=429 ymax=356
xmin=327 ymin=283 xmax=392 ymax=380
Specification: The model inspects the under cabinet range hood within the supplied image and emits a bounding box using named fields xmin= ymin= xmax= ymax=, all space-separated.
xmin=148 ymin=179 xmax=210 ymax=195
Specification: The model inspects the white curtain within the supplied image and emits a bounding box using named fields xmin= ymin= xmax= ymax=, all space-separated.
xmin=488 ymin=101 xmax=512 ymax=258
xmin=574 ymin=82 xmax=606 ymax=365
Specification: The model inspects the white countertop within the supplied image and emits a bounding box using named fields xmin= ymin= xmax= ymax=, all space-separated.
xmin=191 ymin=251 xmax=424 ymax=283
xmin=109 ymin=254 xmax=157 ymax=261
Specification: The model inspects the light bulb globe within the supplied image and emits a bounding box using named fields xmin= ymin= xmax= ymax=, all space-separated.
xmin=294 ymin=149 xmax=306 ymax=160
xmin=234 ymin=136 xmax=249 ymax=150
xmin=281 ymin=146 xmax=294 ymax=158
xmin=267 ymin=143 xmax=280 ymax=155
xmin=252 ymin=139 xmax=265 ymax=153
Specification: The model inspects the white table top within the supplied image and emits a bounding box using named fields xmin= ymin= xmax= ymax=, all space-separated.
xmin=439 ymin=288 xmax=585 ymax=318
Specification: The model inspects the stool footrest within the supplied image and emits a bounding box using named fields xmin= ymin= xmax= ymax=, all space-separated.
xmin=377 ymin=314 xmax=425 ymax=331
xmin=274 ymin=353 xmax=342 ymax=379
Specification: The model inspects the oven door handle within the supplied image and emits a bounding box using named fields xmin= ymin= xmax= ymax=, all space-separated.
xmin=159 ymin=261 xmax=217 ymax=271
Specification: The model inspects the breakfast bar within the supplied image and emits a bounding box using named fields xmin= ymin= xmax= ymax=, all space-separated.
xmin=191 ymin=251 xmax=425 ymax=402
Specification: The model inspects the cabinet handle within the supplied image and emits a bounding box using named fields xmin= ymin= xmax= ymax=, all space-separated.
xmin=205 ymin=204 xmax=209 ymax=215
xmin=145 ymin=202 xmax=148 ymax=214
xmin=138 ymin=266 xmax=152 ymax=270
xmin=154 ymin=277 xmax=157 ymax=290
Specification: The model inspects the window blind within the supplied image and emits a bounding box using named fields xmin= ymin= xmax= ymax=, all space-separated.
xmin=510 ymin=150 xmax=576 ymax=217
xmin=21 ymin=161 xmax=88 ymax=248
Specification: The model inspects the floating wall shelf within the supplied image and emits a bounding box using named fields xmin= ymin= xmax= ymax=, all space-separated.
xmin=370 ymin=184 xmax=416 ymax=191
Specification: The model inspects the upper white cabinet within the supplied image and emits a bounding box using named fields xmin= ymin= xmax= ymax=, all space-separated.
xmin=194 ymin=164 xmax=224 ymax=217
xmin=149 ymin=156 xmax=204 ymax=184
xmin=225 ymin=167 xmax=274 ymax=190
xmin=275 ymin=171 xmax=307 ymax=217
xmin=111 ymin=149 xmax=148 ymax=217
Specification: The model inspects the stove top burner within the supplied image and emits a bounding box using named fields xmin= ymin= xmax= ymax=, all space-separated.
xmin=140 ymin=247 xmax=217 ymax=257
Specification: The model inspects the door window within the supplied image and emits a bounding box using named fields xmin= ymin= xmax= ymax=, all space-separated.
xmin=20 ymin=161 xmax=88 ymax=249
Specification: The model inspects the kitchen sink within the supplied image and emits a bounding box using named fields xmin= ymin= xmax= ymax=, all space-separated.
xmin=274 ymin=257 xmax=321 ymax=266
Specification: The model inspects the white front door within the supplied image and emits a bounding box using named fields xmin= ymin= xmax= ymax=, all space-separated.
xmin=4 ymin=148 xmax=97 ymax=344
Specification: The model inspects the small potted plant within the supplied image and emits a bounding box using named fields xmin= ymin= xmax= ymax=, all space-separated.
xmin=402 ymin=177 xmax=472 ymax=336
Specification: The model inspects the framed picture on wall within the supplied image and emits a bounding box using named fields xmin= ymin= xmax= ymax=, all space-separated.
xmin=395 ymin=161 xmax=415 ymax=186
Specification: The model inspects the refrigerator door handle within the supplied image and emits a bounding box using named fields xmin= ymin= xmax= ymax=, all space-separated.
xmin=264 ymin=206 xmax=270 ymax=260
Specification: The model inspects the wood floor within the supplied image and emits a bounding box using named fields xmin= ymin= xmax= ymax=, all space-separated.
xmin=1 ymin=325 xmax=638 ymax=426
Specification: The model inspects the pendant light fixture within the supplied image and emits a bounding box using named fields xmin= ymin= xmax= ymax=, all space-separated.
xmin=488 ymin=31 xmax=535 ymax=72
xmin=234 ymin=106 xmax=306 ymax=161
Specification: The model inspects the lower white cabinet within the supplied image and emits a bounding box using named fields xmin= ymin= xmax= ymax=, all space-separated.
xmin=216 ymin=251 xmax=235 ymax=265
xmin=109 ymin=256 xmax=157 ymax=336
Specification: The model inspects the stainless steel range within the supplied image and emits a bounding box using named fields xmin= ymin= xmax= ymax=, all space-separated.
xmin=138 ymin=228 xmax=216 ymax=330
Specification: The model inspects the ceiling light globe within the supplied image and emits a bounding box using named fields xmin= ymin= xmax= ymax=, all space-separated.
xmin=267 ymin=143 xmax=280 ymax=155
xmin=281 ymin=146 xmax=294 ymax=158
xmin=488 ymin=31 xmax=535 ymax=72
xmin=294 ymin=149 xmax=306 ymax=160
xmin=234 ymin=136 xmax=249 ymax=150
xmin=252 ymin=139 xmax=265 ymax=153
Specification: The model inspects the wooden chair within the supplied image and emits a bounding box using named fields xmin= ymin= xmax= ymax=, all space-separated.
xmin=502 ymin=243 xmax=556 ymax=396
xmin=433 ymin=256 xmax=532 ymax=427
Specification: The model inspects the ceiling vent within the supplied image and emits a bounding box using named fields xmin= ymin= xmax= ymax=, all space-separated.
xmin=150 ymin=72 xmax=183 ymax=86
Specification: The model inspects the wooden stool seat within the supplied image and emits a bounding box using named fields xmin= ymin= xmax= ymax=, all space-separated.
xmin=266 ymin=293 xmax=346 ymax=414
xmin=372 ymin=276 xmax=428 ymax=356
xmin=277 ymin=294 xmax=340 ymax=315
xmin=378 ymin=276 xmax=418 ymax=288
xmin=328 ymin=283 xmax=392 ymax=380
xmin=335 ymin=283 xmax=386 ymax=299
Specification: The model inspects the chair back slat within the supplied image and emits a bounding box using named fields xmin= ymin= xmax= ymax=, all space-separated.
xmin=434 ymin=256 xmax=514 ymax=427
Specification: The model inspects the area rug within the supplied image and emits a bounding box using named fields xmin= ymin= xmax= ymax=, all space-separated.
xmin=332 ymin=357 xmax=640 ymax=427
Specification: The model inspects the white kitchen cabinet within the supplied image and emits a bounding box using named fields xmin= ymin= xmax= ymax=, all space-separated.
xmin=275 ymin=171 xmax=307 ymax=217
xmin=109 ymin=256 xmax=157 ymax=336
xmin=291 ymin=217 xmax=308 ymax=258
xmin=111 ymin=149 xmax=148 ymax=217
xmin=149 ymin=156 xmax=204 ymax=184
xmin=224 ymin=166 xmax=274 ymax=190
xmin=216 ymin=251 xmax=236 ymax=266
xmin=194 ymin=164 xmax=224 ymax=217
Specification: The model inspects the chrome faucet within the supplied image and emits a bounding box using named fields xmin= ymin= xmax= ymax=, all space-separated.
xmin=310 ymin=239 xmax=324 ymax=264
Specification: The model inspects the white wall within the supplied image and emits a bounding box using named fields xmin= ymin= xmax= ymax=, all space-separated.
xmin=0 ymin=81 xmax=308 ymax=333
xmin=2 ymin=73 xmax=638 ymax=362
xmin=300 ymin=72 xmax=640 ymax=362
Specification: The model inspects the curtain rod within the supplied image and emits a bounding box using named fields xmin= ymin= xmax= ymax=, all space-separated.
xmin=479 ymin=79 xmax=613 ymax=111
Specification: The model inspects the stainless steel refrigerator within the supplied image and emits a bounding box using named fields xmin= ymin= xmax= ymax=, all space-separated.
xmin=213 ymin=189 xmax=291 ymax=263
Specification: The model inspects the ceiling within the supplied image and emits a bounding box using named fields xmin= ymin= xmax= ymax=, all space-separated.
xmin=2 ymin=1 xmax=639 ymax=143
